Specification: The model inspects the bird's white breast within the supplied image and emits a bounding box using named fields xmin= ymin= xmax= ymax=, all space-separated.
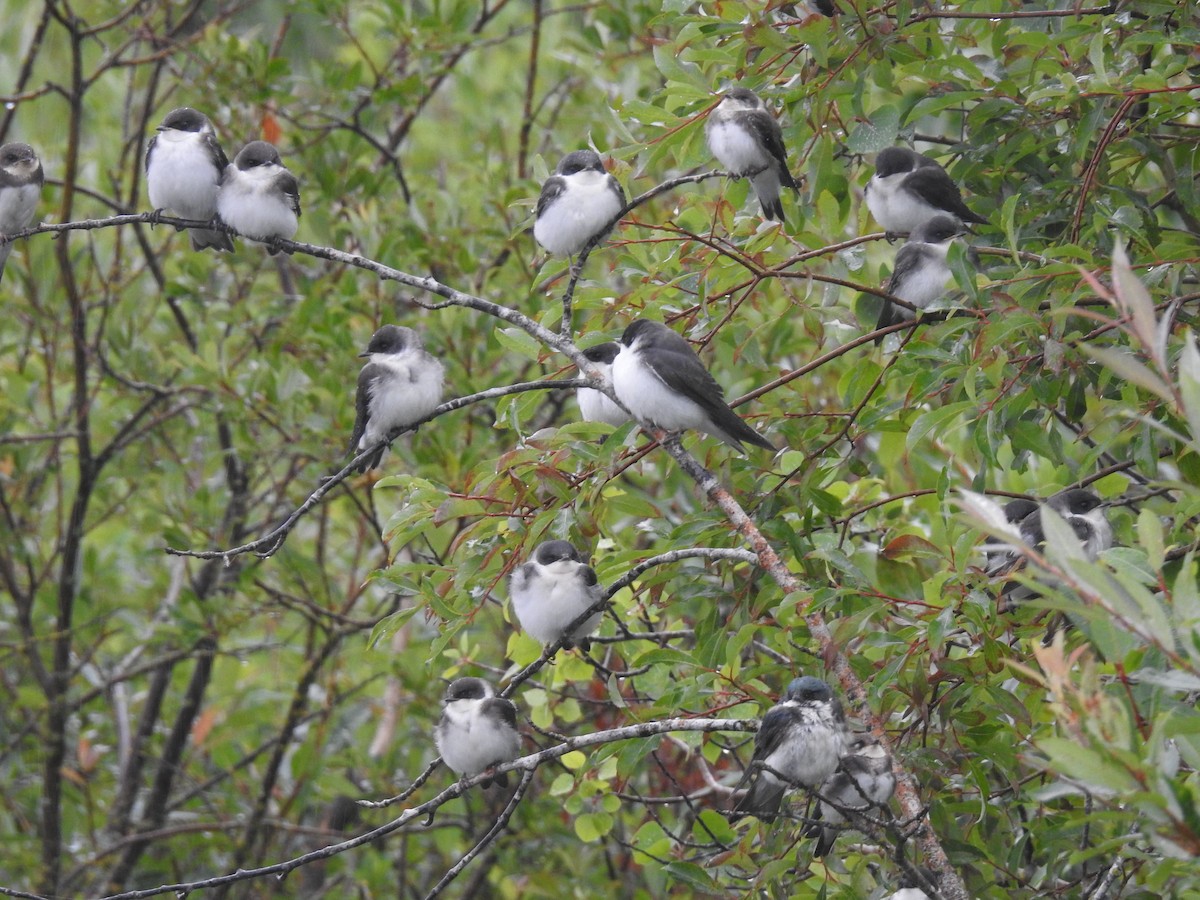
xmin=435 ymin=700 xmax=519 ymax=776
xmin=361 ymin=352 xmax=445 ymax=448
xmin=577 ymin=363 xmax=628 ymax=426
xmin=866 ymin=173 xmax=939 ymax=233
xmin=0 ymin=182 xmax=40 ymax=233
xmin=762 ymin=707 xmax=843 ymax=789
xmin=534 ymin=170 xmax=623 ymax=257
xmin=147 ymin=133 xmax=222 ymax=219
xmin=511 ymin=559 xmax=601 ymax=644
xmin=217 ymin=165 xmax=298 ymax=240
xmin=707 ymin=119 xmax=770 ymax=174
xmin=892 ymin=245 xmax=951 ymax=312
xmin=611 ymin=347 xmax=708 ymax=432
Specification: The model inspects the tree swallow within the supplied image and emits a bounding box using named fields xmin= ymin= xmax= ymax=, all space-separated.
xmin=434 ymin=677 xmax=520 ymax=788
xmin=865 ymin=146 xmax=988 ymax=236
xmin=217 ymin=141 xmax=301 ymax=254
xmin=533 ymin=150 xmax=627 ymax=258
xmin=0 ymin=142 xmax=44 ymax=283
xmin=611 ymin=319 xmax=775 ymax=453
xmin=808 ymin=737 xmax=895 ymax=857
xmin=992 ymin=488 xmax=1113 ymax=607
xmin=731 ymin=675 xmax=847 ymax=823
xmin=577 ymin=342 xmax=630 ymax=427
xmin=348 ymin=325 xmax=445 ymax=473
xmin=145 ymin=108 xmax=234 ymax=252
xmin=705 ymin=87 xmax=797 ymax=222
xmin=509 ymin=540 xmax=603 ymax=650
xmin=874 ymin=214 xmax=965 ymax=335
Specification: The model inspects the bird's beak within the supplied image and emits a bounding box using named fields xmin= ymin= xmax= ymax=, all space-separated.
xmin=357 ymin=351 xmax=370 ymax=358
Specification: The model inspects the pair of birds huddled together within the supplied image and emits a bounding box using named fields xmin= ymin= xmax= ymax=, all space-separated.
xmin=348 ymin=315 xmax=776 ymax=475
xmin=145 ymin=107 xmax=301 ymax=254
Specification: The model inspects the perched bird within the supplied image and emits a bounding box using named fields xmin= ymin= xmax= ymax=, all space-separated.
xmin=0 ymin=142 xmax=44 ymax=283
xmin=865 ymin=146 xmax=988 ymax=235
xmin=576 ymin=342 xmax=630 ymax=427
xmin=533 ymin=150 xmax=627 ymax=259
xmin=887 ymin=868 xmax=938 ymax=900
xmin=509 ymin=540 xmax=603 ymax=649
xmin=705 ymin=87 xmax=797 ymax=222
xmin=808 ymin=737 xmax=895 ymax=857
xmin=874 ymin=214 xmax=965 ymax=335
xmin=217 ymin=140 xmax=301 ymax=253
xmin=145 ymin=108 xmax=234 ymax=252
xmin=732 ymin=676 xmax=846 ymax=823
xmin=434 ymin=677 xmax=520 ymax=788
xmin=611 ymin=319 xmax=775 ymax=453
xmin=991 ymin=488 xmax=1113 ymax=609
xmin=348 ymin=325 xmax=445 ymax=473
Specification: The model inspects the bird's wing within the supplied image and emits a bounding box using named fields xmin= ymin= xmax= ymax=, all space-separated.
xmin=144 ymin=134 xmax=157 ymax=174
xmin=904 ymin=168 xmax=987 ymax=225
xmin=484 ymin=697 xmax=519 ymax=731
xmin=204 ymin=132 xmax=230 ymax=171
xmin=348 ymin=364 xmax=382 ymax=453
xmin=882 ymin=243 xmax=928 ymax=303
xmin=278 ymin=171 xmax=302 ymax=219
xmin=536 ymin=175 xmax=567 ymax=219
xmin=737 ymin=110 xmax=797 ymax=190
xmin=606 ymin=174 xmax=628 ymax=208
xmin=749 ymin=704 xmax=797 ymax=766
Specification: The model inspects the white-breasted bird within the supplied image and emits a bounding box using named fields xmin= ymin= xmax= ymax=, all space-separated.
xmin=611 ymin=319 xmax=775 ymax=453
xmin=865 ymin=146 xmax=987 ymax=236
xmin=0 ymin=142 xmax=44 ymax=282
xmin=435 ymin=677 xmax=520 ymax=788
xmin=509 ymin=540 xmax=603 ymax=649
xmin=145 ymin=107 xmax=234 ymax=252
xmin=706 ymin=87 xmax=797 ymax=222
xmin=348 ymin=325 xmax=445 ymax=473
xmin=732 ymin=676 xmax=847 ymax=823
xmin=217 ymin=140 xmax=301 ymax=254
xmin=533 ymin=150 xmax=627 ymax=258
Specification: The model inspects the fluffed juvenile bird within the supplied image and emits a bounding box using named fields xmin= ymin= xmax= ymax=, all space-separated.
xmin=577 ymin=342 xmax=630 ymax=427
xmin=0 ymin=142 xmax=44 ymax=283
xmin=611 ymin=319 xmax=775 ymax=453
xmin=874 ymin=214 xmax=965 ymax=335
xmin=808 ymin=737 xmax=895 ymax=857
xmin=865 ymin=146 xmax=987 ymax=236
xmin=534 ymin=150 xmax=627 ymax=259
xmin=706 ymin=87 xmax=798 ymax=222
xmin=731 ymin=676 xmax=846 ymax=823
xmin=348 ymin=325 xmax=445 ymax=473
xmin=509 ymin=540 xmax=603 ymax=650
xmin=434 ymin=677 xmax=520 ymax=788
xmin=145 ymin=107 xmax=234 ymax=252
xmin=217 ymin=141 xmax=301 ymax=254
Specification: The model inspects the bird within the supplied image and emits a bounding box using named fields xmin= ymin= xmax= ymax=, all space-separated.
xmin=144 ymin=107 xmax=234 ymax=252
xmin=991 ymin=488 xmax=1113 ymax=609
xmin=434 ymin=677 xmax=521 ymax=788
xmin=348 ymin=325 xmax=445 ymax=473
xmin=731 ymin=675 xmax=847 ymax=823
xmin=874 ymin=214 xmax=965 ymax=336
xmin=0 ymin=142 xmax=44 ymax=283
xmin=865 ymin=146 xmax=988 ymax=236
xmin=808 ymin=737 xmax=895 ymax=857
xmin=508 ymin=540 xmax=603 ymax=650
xmin=576 ymin=342 xmax=630 ymax=427
xmin=705 ymin=87 xmax=797 ymax=222
xmin=217 ymin=140 xmax=301 ymax=253
xmin=611 ymin=319 xmax=775 ymax=453
xmin=533 ymin=150 xmax=627 ymax=259
xmin=981 ymin=497 xmax=1039 ymax=572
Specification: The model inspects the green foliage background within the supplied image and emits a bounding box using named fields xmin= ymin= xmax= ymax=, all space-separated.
xmin=0 ymin=0 xmax=1198 ymax=897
